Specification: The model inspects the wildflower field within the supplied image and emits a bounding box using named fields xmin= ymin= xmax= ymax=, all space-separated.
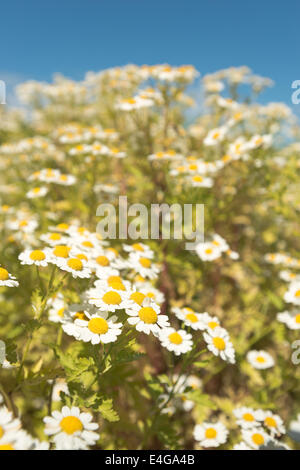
xmin=0 ymin=64 xmax=300 ymax=450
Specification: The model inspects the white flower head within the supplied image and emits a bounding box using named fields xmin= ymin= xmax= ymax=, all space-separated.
xmin=204 ymin=327 xmax=235 ymax=364
xmin=246 ymin=350 xmax=275 ymax=370
xmin=19 ymin=248 xmax=51 ymax=267
xmin=194 ymin=421 xmax=228 ymax=448
xmin=43 ymin=406 xmax=99 ymax=450
xmin=0 ymin=267 xmax=19 ymax=287
xmin=126 ymin=298 xmax=169 ymax=336
xmin=159 ymin=327 xmax=193 ymax=356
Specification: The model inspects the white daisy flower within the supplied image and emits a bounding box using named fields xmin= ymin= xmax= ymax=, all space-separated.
xmin=126 ymin=299 xmax=169 ymax=336
xmin=242 ymin=428 xmax=270 ymax=449
xmin=148 ymin=150 xmax=183 ymax=161
xmin=233 ymin=441 xmax=252 ymax=450
xmin=277 ymin=310 xmax=300 ymax=330
xmin=172 ymin=307 xmax=207 ymax=331
xmin=159 ymin=328 xmax=193 ymax=356
xmin=199 ymin=312 xmax=222 ymax=331
xmin=203 ymin=327 xmax=236 ymax=364
xmin=123 ymin=242 xmax=154 ymax=259
xmin=211 ymin=234 xmax=229 ymax=252
xmin=195 ymin=242 xmax=222 ymax=261
xmin=26 ymin=187 xmax=48 ymax=199
xmin=193 ymin=421 xmax=228 ymax=448
xmin=0 ymin=406 xmax=21 ymax=436
xmin=48 ymin=245 xmax=72 ymax=265
xmin=18 ymin=248 xmax=51 ymax=267
xmin=56 ymin=256 xmax=92 ymax=279
xmin=189 ymin=175 xmax=213 ymax=188
xmin=47 ymin=294 xmax=66 ymax=323
xmin=51 ymin=379 xmax=69 ymax=402
xmin=203 ymin=126 xmax=228 ymax=146
xmin=284 ymin=282 xmax=300 ymax=306
xmin=279 ymin=270 xmax=300 ymax=283
xmin=233 ymin=407 xmax=264 ymax=429
xmin=43 ymin=406 xmax=99 ymax=450
xmin=226 ymin=249 xmax=240 ymax=260
xmin=63 ymin=310 xmax=122 ymax=345
xmin=55 ymin=174 xmax=77 ymax=186
xmin=40 ymin=232 xmax=69 ymax=246
xmin=87 ymin=284 xmax=131 ymax=312
xmin=261 ymin=411 xmax=285 ymax=436
xmin=128 ymin=253 xmax=160 ymax=280
xmin=246 ymin=350 xmax=274 ymax=370
xmin=0 ymin=267 xmax=19 ymax=287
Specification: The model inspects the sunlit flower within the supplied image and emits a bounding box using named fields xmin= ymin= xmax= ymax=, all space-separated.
xmin=246 ymin=350 xmax=274 ymax=370
xmin=0 ymin=267 xmax=19 ymax=287
xmin=203 ymin=327 xmax=235 ymax=364
xmin=194 ymin=422 xmax=228 ymax=448
xmin=63 ymin=310 xmax=122 ymax=344
xmin=43 ymin=406 xmax=99 ymax=450
xmin=126 ymin=299 xmax=169 ymax=335
xmin=233 ymin=407 xmax=264 ymax=429
xmin=26 ymin=187 xmax=48 ymax=198
xmin=172 ymin=307 xmax=207 ymax=330
xmin=159 ymin=327 xmax=193 ymax=356
xmin=19 ymin=248 xmax=51 ymax=267
xmin=284 ymin=282 xmax=300 ymax=306
xmin=242 ymin=428 xmax=270 ymax=450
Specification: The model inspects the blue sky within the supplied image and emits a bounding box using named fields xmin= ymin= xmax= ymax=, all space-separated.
xmin=1 ymin=0 xmax=300 ymax=108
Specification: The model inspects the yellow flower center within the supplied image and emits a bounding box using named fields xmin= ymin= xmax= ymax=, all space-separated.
xmin=60 ymin=416 xmax=83 ymax=435
xmin=50 ymin=233 xmax=62 ymax=241
xmin=132 ymin=243 xmax=144 ymax=251
xmin=76 ymin=253 xmax=88 ymax=261
xmin=56 ymin=223 xmax=69 ymax=231
xmin=0 ymin=426 xmax=3 ymax=438
xmin=74 ymin=311 xmax=87 ymax=320
xmin=67 ymin=258 xmax=83 ymax=271
xmin=146 ymin=292 xmax=155 ymax=299
xmin=96 ymin=256 xmax=110 ymax=267
xmin=88 ymin=317 xmax=109 ymax=334
xmin=0 ymin=268 xmax=9 ymax=281
xmin=243 ymin=413 xmax=254 ymax=422
xmin=102 ymin=291 xmax=122 ymax=305
xmin=295 ymin=290 xmax=300 ymax=298
xmin=213 ymin=132 xmax=220 ymax=140
xmin=130 ymin=292 xmax=146 ymax=305
xmin=0 ymin=444 xmax=14 ymax=450
xmin=82 ymin=241 xmax=94 ymax=248
xmin=252 ymin=433 xmax=264 ymax=446
xmin=139 ymin=257 xmax=151 ymax=268
xmin=53 ymin=245 xmax=70 ymax=258
xmin=264 ymin=417 xmax=277 ymax=428
xmin=107 ymin=275 xmax=122 ymax=286
xmin=30 ymin=250 xmax=46 ymax=261
xmin=208 ymin=321 xmax=219 ymax=329
xmin=57 ymin=308 xmax=64 ymax=318
xmin=193 ymin=176 xmax=203 ymax=182
xmin=295 ymin=314 xmax=300 ymax=324
xmin=33 ymin=187 xmax=41 ymax=193
xmin=205 ymin=248 xmax=213 ymax=254
xmin=205 ymin=428 xmax=217 ymax=439
xmin=138 ymin=307 xmax=158 ymax=324
xmin=109 ymin=281 xmax=125 ymax=291
xmin=169 ymin=332 xmax=183 ymax=345
xmin=213 ymin=337 xmax=226 ymax=350
xmin=256 ymin=356 xmax=266 ymax=363
xmin=186 ymin=313 xmax=198 ymax=323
